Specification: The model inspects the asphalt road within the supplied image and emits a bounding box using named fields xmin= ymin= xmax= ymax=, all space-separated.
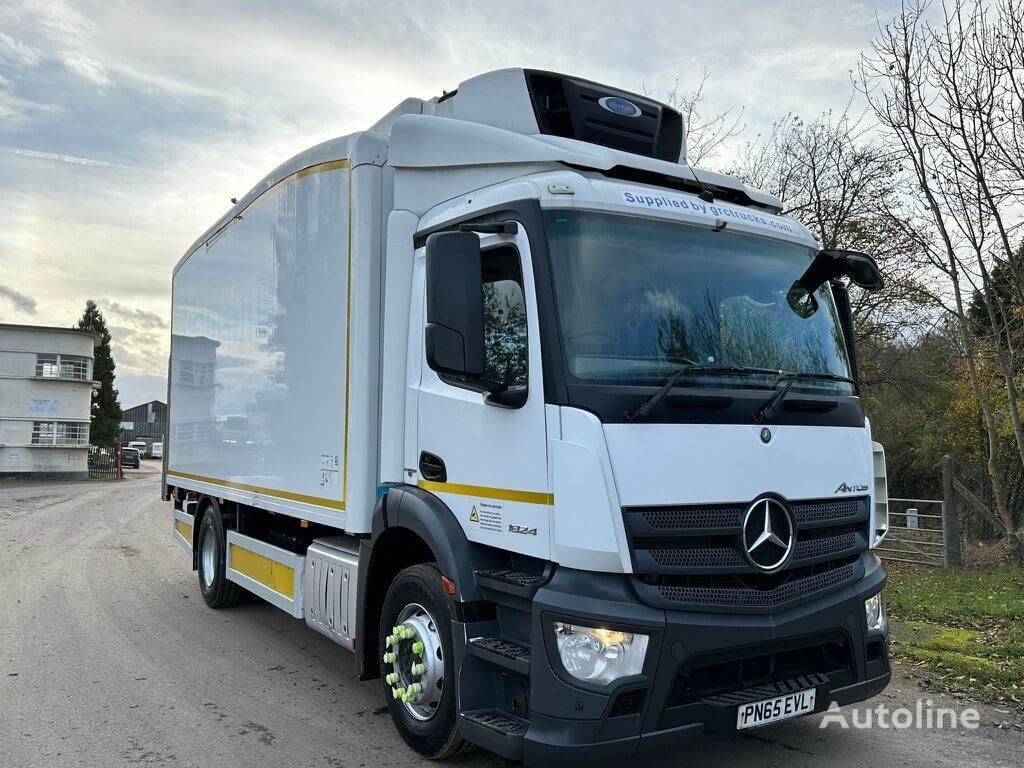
xmin=1 ymin=466 xmax=1021 ymax=768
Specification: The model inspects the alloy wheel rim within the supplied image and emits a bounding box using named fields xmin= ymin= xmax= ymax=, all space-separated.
xmin=382 ymin=602 xmax=445 ymax=721
xmin=201 ymin=529 xmax=216 ymax=588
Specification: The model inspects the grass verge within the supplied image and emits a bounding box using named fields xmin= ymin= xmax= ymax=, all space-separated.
xmin=886 ymin=566 xmax=1024 ymax=706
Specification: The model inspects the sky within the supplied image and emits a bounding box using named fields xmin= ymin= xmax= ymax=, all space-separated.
xmin=0 ymin=0 xmax=901 ymax=408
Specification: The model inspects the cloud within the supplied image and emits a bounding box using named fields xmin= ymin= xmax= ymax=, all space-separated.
xmin=33 ymin=0 xmax=111 ymax=89
xmin=0 ymin=30 xmax=43 ymax=69
xmin=98 ymin=300 xmax=167 ymax=331
xmin=97 ymin=301 xmax=170 ymax=379
xmin=0 ymin=145 xmax=119 ymax=166
xmin=0 ymin=0 xmax=895 ymax=383
xmin=107 ymin=327 xmax=168 ymax=380
xmin=0 ymin=0 xmax=111 ymax=128
xmin=115 ymin=371 xmax=166 ymax=409
xmin=63 ymin=53 xmax=110 ymax=88
xmin=0 ymin=283 xmax=38 ymax=314
xmin=0 ymin=93 xmax=64 ymax=128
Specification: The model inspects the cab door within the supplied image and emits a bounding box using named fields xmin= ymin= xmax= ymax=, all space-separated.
xmin=412 ymin=226 xmax=551 ymax=559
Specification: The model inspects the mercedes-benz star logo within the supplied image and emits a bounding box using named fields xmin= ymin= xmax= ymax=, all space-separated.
xmin=741 ymin=498 xmax=796 ymax=573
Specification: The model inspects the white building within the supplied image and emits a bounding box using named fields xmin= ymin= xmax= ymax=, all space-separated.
xmin=0 ymin=323 xmax=99 ymax=479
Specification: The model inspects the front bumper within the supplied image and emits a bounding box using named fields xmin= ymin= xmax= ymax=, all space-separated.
xmin=523 ymin=553 xmax=890 ymax=766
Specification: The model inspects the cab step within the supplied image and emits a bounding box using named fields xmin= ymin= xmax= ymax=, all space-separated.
xmin=467 ymin=636 xmax=531 ymax=676
xmin=459 ymin=710 xmax=526 ymax=761
xmin=473 ymin=568 xmax=548 ymax=599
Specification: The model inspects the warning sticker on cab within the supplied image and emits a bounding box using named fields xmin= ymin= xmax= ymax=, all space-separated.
xmin=620 ymin=190 xmax=796 ymax=234
xmin=469 ymin=502 xmax=504 ymax=535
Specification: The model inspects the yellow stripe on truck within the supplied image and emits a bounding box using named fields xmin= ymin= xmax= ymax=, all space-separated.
xmin=417 ymin=479 xmax=554 ymax=506
xmin=229 ymin=543 xmax=295 ymax=598
xmin=166 ymin=470 xmax=345 ymax=510
xmin=175 ymin=520 xmax=193 ymax=540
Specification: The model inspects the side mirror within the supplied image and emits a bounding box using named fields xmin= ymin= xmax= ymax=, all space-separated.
xmin=832 ymin=250 xmax=884 ymax=290
xmin=424 ymin=231 xmax=486 ymax=380
xmin=787 ymin=249 xmax=883 ymax=317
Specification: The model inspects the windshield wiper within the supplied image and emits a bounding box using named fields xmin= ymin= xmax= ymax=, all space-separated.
xmin=753 ymin=371 xmax=856 ymax=423
xmin=625 ymin=361 xmax=772 ymax=421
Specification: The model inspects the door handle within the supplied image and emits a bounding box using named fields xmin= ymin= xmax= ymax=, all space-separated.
xmin=418 ymin=451 xmax=447 ymax=483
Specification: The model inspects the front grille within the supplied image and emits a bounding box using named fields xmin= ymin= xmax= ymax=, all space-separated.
xmin=665 ymin=633 xmax=854 ymax=708
xmin=791 ymin=497 xmax=865 ymax=526
xmin=649 ymin=545 xmax=746 ymax=569
xmin=608 ymin=688 xmax=646 ymax=717
xmin=655 ymin=560 xmax=857 ymax=608
xmin=625 ymin=496 xmax=869 ymax=611
xmin=643 ymin=531 xmax=859 ymax=570
xmin=641 ymin=506 xmax=740 ymax=531
xmin=633 ymin=497 xmax=866 ymax=534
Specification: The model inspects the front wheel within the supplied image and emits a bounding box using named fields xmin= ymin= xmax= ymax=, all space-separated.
xmin=379 ymin=563 xmax=473 ymax=759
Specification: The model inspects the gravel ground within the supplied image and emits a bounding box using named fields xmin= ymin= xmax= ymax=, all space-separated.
xmin=1 ymin=467 xmax=1021 ymax=767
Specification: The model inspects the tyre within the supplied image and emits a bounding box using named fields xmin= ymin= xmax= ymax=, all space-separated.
xmin=196 ymin=505 xmax=244 ymax=609
xmin=379 ymin=563 xmax=474 ymax=759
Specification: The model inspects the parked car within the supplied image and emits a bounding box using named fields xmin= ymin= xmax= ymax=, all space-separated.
xmin=121 ymin=447 xmax=141 ymax=469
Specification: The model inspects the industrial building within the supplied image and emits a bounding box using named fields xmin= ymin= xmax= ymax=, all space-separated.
xmin=119 ymin=399 xmax=168 ymax=452
xmin=0 ymin=323 xmax=99 ymax=479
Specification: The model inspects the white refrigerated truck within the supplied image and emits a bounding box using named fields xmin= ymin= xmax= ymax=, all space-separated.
xmin=164 ymin=69 xmax=891 ymax=765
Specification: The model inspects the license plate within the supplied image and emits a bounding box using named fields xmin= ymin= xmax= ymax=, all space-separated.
xmin=736 ymin=688 xmax=816 ymax=730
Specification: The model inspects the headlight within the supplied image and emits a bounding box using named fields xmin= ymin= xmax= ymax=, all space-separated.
xmin=553 ymin=622 xmax=649 ymax=685
xmin=865 ymin=591 xmax=887 ymax=633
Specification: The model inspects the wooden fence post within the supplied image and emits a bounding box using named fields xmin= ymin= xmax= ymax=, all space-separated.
xmin=941 ymin=455 xmax=962 ymax=569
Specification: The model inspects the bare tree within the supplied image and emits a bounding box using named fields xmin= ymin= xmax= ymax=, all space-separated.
xmin=730 ymin=109 xmax=934 ymax=351
xmin=859 ymin=0 xmax=1024 ymax=560
xmin=649 ymin=69 xmax=745 ymax=166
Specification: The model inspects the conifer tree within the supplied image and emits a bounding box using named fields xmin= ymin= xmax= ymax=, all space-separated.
xmin=77 ymin=300 xmax=122 ymax=445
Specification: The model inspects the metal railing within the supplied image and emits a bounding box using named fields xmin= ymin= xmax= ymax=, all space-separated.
xmin=874 ymin=498 xmax=948 ymax=567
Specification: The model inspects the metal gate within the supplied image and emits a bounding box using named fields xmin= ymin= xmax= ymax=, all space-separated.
xmin=875 ymin=498 xmax=949 ymax=567
xmin=88 ymin=446 xmax=123 ymax=479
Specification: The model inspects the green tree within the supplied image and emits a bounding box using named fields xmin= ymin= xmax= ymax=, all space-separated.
xmin=967 ymin=247 xmax=1024 ymax=348
xmin=77 ymin=300 xmax=122 ymax=445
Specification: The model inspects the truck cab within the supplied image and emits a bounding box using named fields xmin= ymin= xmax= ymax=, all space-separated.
xmin=393 ymin=172 xmax=889 ymax=764
xmin=164 ymin=69 xmax=890 ymax=765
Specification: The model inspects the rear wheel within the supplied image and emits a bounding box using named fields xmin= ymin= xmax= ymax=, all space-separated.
xmin=379 ymin=563 xmax=473 ymax=759
xmin=196 ymin=506 xmax=244 ymax=609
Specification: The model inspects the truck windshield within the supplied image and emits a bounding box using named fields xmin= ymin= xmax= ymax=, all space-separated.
xmin=544 ymin=210 xmax=854 ymax=394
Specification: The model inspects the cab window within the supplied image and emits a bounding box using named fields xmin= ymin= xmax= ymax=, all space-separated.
xmin=481 ymin=247 xmax=528 ymax=389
